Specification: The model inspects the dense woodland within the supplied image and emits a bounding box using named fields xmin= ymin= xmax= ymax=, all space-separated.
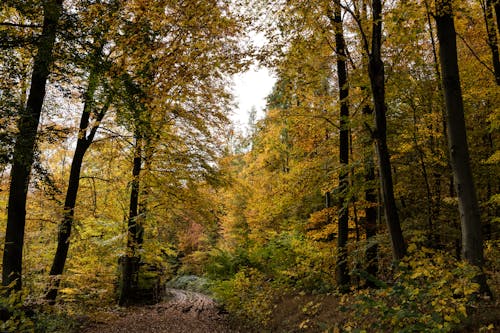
xmin=0 ymin=0 xmax=499 ymax=332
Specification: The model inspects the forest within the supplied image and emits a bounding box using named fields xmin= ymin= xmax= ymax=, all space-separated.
xmin=0 ymin=0 xmax=499 ymax=332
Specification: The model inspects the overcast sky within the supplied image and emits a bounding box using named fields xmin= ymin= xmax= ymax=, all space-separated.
xmin=231 ymin=66 xmax=276 ymax=130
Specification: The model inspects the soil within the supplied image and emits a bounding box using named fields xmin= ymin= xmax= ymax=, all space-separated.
xmin=81 ymin=289 xmax=240 ymax=333
xmin=79 ymin=289 xmax=500 ymax=333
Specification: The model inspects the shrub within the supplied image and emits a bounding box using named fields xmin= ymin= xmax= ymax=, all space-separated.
xmin=211 ymin=268 xmax=275 ymax=324
xmin=166 ymin=275 xmax=211 ymax=294
xmin=0 ymin=287 xmax=34 ymax=333
xmin=342 ymin=244 xmax=480 ymax=332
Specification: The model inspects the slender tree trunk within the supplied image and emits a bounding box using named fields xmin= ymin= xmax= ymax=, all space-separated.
xmin=435 ymin=0 xmax=490 ymax=295
xmin=127 ymin=134 xmax=143 ymax=257
xmin=46 ymin=66 xmax=109 ymax=303
xmin=330 ymin=0 xmax=350 ymax=290
xmin=2 ymin=0 xmax=63 ymax=290
xmin=368 ymin=0 xmax=406 ymax=261
xmin=484 ymin=0 xmax=500 ymax=85
xmin=119 ymin=131 xmax=143 ymax=306
xmin=425 ymin=0 xmax=450 ymax=247
xmin=495 ymin=0 xmax=500 ymax=31
xmin=356 ymin=1 xmax=379 ymax=284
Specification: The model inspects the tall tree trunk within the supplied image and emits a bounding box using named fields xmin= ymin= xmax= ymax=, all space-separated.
xmin=119 ymin=131 xmax=143 ymax=306
xmin=2 ymin=0 xmax=63 ymax=290
xmin=494 ymin=0 xmax=500 ymax=47
xmin=127 ymin=134 xmax=143 ymax=257
xmin=330 ymin=0 xmax=350 ymax=290
xmin=435 ymin=0 xmax=491 ymax=295
xmin=46 ymin=65 xmax=109 ymax=303
xmin=484 ymin=0 xmax=500 ymax=85
xmin=425 ymin=0 xmax=450 ymax=247
xmin=368 ymin=0 xmax=406 ymax=261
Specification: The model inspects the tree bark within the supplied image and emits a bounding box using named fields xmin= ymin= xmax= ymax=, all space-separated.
xmin=119 ymin=131 xmax=143 ymax=306
xmin=484 ymin=0 xmax=500 ymax=85
xmin=2 ymin=0 xmax=63 ymax=290
xmin=330 ymin=0 xmax=350 ymax=290
xmin=127 ymin=134 xmax=143 ymax=257
xmin=368 ymin=0 xmax=406 ymax=261
xmin=46 ymin=64 xmax=109 ymax=303
xmin=435 ymin=0 xmax=490 ymax=295
xmin=494 ymin=0 xmax=500 ymax=41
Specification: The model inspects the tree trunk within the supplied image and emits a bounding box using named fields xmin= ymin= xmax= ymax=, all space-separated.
xmin=494 ymin=0 xmax=500 ymax=43
xmin=368 ymin=0 xmax=406 ymax=261
xmin=119 ymin=132 xmax=143 ymax=306
xmin=331 ymin=0 xmax=350 ymax=290
xmin=127 ymin=134 xmax=143 ymax=256
xmin=2 ymin=0 xmax=63 ymax=290
xmin=484 ymin=0 xmax=500 ymax=85
xmin=434 ymin=0 xmax=491 ymax=295
xmin=46 ymin=65 xmax=108 ymax=303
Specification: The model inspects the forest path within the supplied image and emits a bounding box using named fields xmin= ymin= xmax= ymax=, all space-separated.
xmin=82 ymin=289 xmax=238 ymax=333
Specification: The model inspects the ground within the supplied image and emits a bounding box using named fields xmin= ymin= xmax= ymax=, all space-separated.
xmin=81 ymin=289 xmax=239 ymax=333
xmin=78 ymin=288 xmax=499 ymax=333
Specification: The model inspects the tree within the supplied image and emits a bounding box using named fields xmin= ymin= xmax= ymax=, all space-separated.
xmin=367 ymin=0 xmax=406 ymax=260
xmin=46 ymin=49 xmax=111 ymax=303
xmin=45 ymin=0 xmax=122 ymax=302
xmin=2 ymin=0 xmax=63 ymax=290
xmin=482 ymin=0 xmax=500 ymax=84
xmin=329 ymin=0 xmax=350 ymax=290
xmin=434 ymin=0 xmax=490 ymax=294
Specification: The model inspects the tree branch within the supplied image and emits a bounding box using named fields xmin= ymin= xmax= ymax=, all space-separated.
xmin=456 ymin=32 xmax=495 ymax=74
xmin=0 ymin=22 xmax=42 ymax=28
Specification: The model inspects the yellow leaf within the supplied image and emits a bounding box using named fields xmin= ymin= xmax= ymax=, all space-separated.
xmin=59 ymin=288 xmax=78 ymax=295
xmin=407 ymin=243 xmax=417 ymax=253
xmin=458 ymin=304 xmax=467 ymax=316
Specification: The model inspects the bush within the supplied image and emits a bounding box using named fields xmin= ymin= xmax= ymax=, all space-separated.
xmin=342 ymin=244 xmax=481 ymax=332
xmin=166 ymin=275 xmax=211 ymax=294
xmin=211 ymin=268 xmax=275 ymax=324
xmin=0 ymin=287 xmax=34 ymax=333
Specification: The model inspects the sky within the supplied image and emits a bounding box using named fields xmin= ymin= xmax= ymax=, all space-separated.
xmin=231 ymin=66 xmax=276 ymax=130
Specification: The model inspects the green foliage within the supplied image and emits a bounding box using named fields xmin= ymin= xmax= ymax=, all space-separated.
xmin=211 ymin=268 xmax=274 ymax=324
xmin=0 ymin=287 xmax=34 ymax=333
xmin=206 ymin=247 xmax=250 ymax=281
xmin=207 ymin=232 xmax=338 ymax=325
xmin=32 ymin=309 xmax=81 ymax=333
xmin=208 ymin=232 xmax=336 ymax=293
xmin=247 ymin=232 xmax=336 ymax=292
xmin=342 ymin=244 xmax=481 ymax=332
xmin=166 ymin=275 xmax=211 ymax=294
xmin=0 ymin=292 xmax=81 ymax=333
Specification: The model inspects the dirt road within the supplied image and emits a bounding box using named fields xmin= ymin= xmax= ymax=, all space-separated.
xmin=82 ymin=289 xmax=239 ymax=333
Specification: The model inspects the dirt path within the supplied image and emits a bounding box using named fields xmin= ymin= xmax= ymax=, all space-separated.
xmin=82 ymin=289 xmax=239 ymax=333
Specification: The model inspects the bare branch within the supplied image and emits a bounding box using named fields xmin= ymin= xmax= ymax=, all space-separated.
xmin=456 ymin=32 xmax=495 ymax=74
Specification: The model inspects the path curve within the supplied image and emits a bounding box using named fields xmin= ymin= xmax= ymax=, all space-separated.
xmin=82 ymin=289 xmax=238 ymax=333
